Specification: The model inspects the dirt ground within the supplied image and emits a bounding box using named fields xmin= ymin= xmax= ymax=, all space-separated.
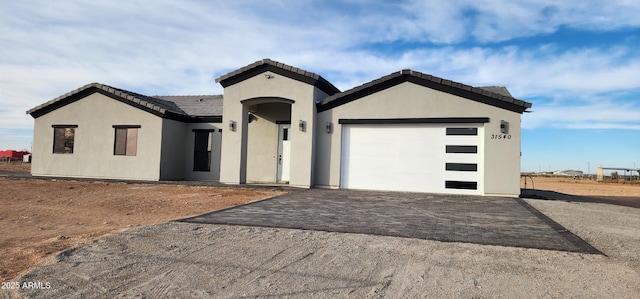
xmin=0 ymin=163 xmax=286 ymax=282
xmin=522 ymin=175 xmax=640 ymax=197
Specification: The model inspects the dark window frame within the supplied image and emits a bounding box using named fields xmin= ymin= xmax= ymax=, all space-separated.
xmin=445 ymin=163 xmax=478 ymax=172
xmin=52 ymin=125 xmax=77 ymax=154
xmin=446 ymin=128 xmax=478 ymax=136
xmin=113 ymin=125 xmax=140 ymax=156
xmin=446 ymin=145 xmax=478 ymax=154
xmin=193 ymin=129 xmax=214 ymax=172
xmin=445 ymin=181 xmax=478 ymax=190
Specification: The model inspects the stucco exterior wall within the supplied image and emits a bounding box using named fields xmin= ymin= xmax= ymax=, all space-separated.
xmin=31 ymin=93 xmax=164 ymax=180
xmin=159 ymin=119 xmax=187 ymax=180
xmin=183 ymin=123 xmax=223 ymax=181
xmin=219 ymin=71 xmax=320 ymax=188
xmin=315 ymin=82 xmax=522 ymax=196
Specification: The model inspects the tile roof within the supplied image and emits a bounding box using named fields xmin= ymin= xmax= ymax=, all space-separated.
xmin=27 ymin=83 xmax=223 ymax=121
xmin=153 ymin=95 xmax=223 ymax=116
xmin=478 ymin=86 xmax=513 ymax=98
xmin=318 ymin=69 xmax=532 ymax=113
xmin=215 ymin=58 xmax=340 ymax=96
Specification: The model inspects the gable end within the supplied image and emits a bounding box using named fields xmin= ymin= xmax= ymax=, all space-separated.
xmin=27 ymin=83 xmax=223 ymax=123
xmin=27 ymin=86 xmax=170 ymax=119
xmin=215 ymin=58 xmax=340 ymax=96
xmin=318 ymin=70 xmax=532 ymax=114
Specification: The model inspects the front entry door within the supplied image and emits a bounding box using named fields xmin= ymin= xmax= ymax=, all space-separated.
xmin=277 ymin=124 xmax=291 ymax=182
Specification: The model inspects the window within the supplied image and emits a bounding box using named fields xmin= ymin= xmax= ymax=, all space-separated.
xmin=445 ymin=163 xmax=477 ymax=172
xmin=445 ymin=180 xmax=478 ymax=190
xmin=446 ymin=145 xmax=478 ymax=154
xmin=113 ymin=126 xmax=140 ymax=156
xmin=446 ymin=128 xmax=478 ymax=136
xmin=52 ymin=125 xmax=77 ymax=154
xmin=193 ymin=130 xmax=213 ymax=171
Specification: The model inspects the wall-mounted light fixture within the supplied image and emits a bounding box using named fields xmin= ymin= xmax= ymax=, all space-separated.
xmin=325 ymin=122 xmax=332 ymax=134
xmin=299 ymin=120 xmax=306 ymax=132
xmin=248 ymin=113 xmax=257 ymax=123
xmin=264 ymin=74 xmax=274 ymax=79
xmin=500 ymin=120 xmax=509 ymax=134
xmin=229 ymin=120 xmax=237 ymax=132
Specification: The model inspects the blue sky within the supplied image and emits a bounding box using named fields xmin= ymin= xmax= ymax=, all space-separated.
xmin=1 ymin=0 xmax=638 ymax=173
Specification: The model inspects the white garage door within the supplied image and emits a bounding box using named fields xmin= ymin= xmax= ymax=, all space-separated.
xmin=340 ymin=123 xmax=483 ymax=194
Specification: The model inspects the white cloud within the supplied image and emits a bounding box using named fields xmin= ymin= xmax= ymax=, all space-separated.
xmin=1 ymin=0 xmax=639 ymax=150
xmin=397 ymin=0 xmax=640 ymax=43
xmin=522 ymin=99 xmax=640 ymax=130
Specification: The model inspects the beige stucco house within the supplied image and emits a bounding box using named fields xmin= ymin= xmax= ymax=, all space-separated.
xmin=27 ymin=59 xmax=532 ymax=196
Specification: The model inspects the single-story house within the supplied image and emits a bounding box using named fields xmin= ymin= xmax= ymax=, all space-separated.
xmin=27 ymin=59 xmax=532 ymax=196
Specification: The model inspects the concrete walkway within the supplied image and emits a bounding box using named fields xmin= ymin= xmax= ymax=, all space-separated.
xmin=181 ymin=189 xmax=600 ymax=254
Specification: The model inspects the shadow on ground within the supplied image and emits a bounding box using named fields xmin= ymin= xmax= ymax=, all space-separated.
xmin=521 ymin=188 xmax=640 ymax=209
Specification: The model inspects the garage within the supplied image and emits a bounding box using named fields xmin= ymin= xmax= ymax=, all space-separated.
xmin=340 ymin=122 xmax=484 ymax=194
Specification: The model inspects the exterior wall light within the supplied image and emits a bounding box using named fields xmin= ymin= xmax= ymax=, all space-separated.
xmin=229 ymin=120 xmax=237 ymax=132
xmin=248 ymin=113 xmax=257 ymax=123
xmin=500 ymin=120 xmax=509 ymax=134
xmin=264 ymin=74 xmax=274 ymax=79
xmin=299 ymin=120 xmax=306 ymax=132
xmin=325 ymin=121 xmax=332 ymax=133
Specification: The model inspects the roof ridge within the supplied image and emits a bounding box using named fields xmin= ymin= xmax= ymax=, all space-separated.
xmin=319 ymin=70 xmax=531 ymax=113
xmin=26 ymin=82 xmax=190 ymax=116
xmin=154 ymin=94 xmax=222 ymax=97
xmin=215 ymin=58 xmax=321 ymax=82
xmin=214 ymin=58 xmax=340 ymax=95
xmin=101 ymin=84 xmax=177 ymax=114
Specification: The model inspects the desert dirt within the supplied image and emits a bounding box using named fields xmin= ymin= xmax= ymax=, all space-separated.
xmin=521 ymin=175 xmax=640 ymax=197
xmin=1 ymin=163 xmax=639 ymax=298
xmin=0 ymin=163 xmax=286 ymax=283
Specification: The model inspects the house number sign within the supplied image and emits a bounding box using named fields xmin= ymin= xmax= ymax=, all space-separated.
xmin=490 ymin=134 xmax=511 ymax=140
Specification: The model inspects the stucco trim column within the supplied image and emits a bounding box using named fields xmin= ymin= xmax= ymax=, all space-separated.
xmin=288 ymin=100 xmax=315 ymax=188
xmin=219 ymin=104 xmax=248 ymax=184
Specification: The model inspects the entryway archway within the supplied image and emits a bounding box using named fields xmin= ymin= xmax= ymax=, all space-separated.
xmin=241 ymin=97 xmax=293 ymax=184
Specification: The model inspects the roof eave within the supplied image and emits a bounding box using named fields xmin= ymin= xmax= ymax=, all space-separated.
xmin=318 ymin=71 xmax=532 ymax=114
xmin=26 ymin=83 xmax=171 ymax=119
xmin=215 ymin=58 xmax=340 ymax=96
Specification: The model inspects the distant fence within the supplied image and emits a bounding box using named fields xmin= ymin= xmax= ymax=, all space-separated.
xmin=521 ymin=172 xmax=640 ymax=185
xmin=597 ymin=167 xmax=640 ymax=183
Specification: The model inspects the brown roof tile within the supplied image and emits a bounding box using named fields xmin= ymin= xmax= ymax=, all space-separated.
xmin=318 ymin=70 xmax=532 ymax=113
xmin=215 ymin=58 xmax=340 ymax=96
xmin=27 ymin=83 xmax=223 ymax=121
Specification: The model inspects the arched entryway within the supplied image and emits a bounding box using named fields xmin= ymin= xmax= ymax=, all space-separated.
xmin=241 ymin=97 xmax=293 ymax=184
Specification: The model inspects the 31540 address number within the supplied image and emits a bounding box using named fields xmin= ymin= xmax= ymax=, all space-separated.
xmin=491 ymin=134 xmax=511 ymax=140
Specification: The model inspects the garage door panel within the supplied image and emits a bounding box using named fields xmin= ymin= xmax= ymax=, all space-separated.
xmin=444 ymin=153 xmax=480 ymax=163
xmin=341 ymin=124 xmax=483 ymax=194
xmin=444 ymin=171 xmax=479 ymax=181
